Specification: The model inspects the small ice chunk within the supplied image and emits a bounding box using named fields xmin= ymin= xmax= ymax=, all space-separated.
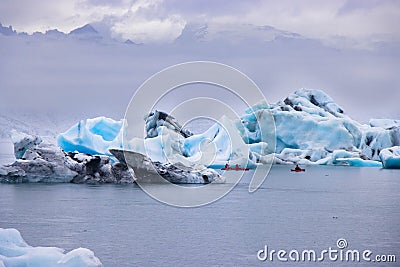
xmin=0 ymin=228 xmax=103 ymax=267
xmin=379 ymin=146 xmax=400 ymax=169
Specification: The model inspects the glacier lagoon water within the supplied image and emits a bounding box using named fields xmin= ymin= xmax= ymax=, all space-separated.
xmin=0 ymin=165 xmax=399 ymax=266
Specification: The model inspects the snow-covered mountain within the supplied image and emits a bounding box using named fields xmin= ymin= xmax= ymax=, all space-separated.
xmin=0 ymin=22 xmax=104 ymax=42
xmin=0 ymin=112 xmax=86 ymax=140
xmin=68 ymin=24 xmax=103 ymax=41
xmin=0 ymin=21 xmax=305 ymax=45
xmin=0 ymin=22 xmax=17 ymax=36
xmin=176 ymin=23 xmax=303 ymax=44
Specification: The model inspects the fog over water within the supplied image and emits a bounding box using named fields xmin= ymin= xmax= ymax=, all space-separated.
xmin=1 ymin=30 xmax=399 ymax=127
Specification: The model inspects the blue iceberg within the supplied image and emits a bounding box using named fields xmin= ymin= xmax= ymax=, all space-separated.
xmin=57 ymin=117 xmax=123 ymax=156
xmin=379 ymin=146 xmax=400 ymax=169
xmin=57 ymin=89 xmax=400 ymax=167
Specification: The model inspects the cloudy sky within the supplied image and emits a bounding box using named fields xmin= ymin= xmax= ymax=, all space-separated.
xmin=0 ymin=0 xmax=399 ymax=129
xmin=1 ymin=0 xmax=400 ymax=44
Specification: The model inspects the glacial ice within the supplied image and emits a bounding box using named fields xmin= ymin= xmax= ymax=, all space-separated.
xmin=181 ymin=115 xmax=253 ymax=167
xmin=0 ymin=130 xmax=221 ymax=184
xmin=0 ymin=228 xmax=103 ymax=267
xmin=330 ymin=150 xmax=382 ymax=167
xmin=57 ymin=117 xmax=123 ymax=156
xmin=57 ymin=89 xmax=399 ymax=167
xmin=110 ymin=149 xmax=224 ymax=184
xmin=0 ymin=131 xmax=134 ymax=183
xmin=11 ymin=129 xmax=42 ymax=159
xmin=145 ymin=110 xmax=192 ymax=138
xmin=369 ymin=119 xmax=400 ymax=129
xmin=379 ymin=146 xmax=400 ymax=169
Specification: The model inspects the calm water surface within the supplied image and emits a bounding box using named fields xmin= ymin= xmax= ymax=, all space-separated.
xmin=1 ymin=166 xmax=399 ymax=266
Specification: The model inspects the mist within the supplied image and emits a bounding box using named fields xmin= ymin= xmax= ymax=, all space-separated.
xmin=1 ymin=32 xmax=399 ymax=128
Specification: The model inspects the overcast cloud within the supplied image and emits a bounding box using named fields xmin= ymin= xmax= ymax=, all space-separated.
xmin=0 ymin=0 xmax=399 ymax=44
xmin=0 ymin=0 xmax=399 ymax=130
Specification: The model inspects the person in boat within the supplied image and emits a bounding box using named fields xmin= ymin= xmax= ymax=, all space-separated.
xmin=235 ymin=164 xmax=239 ymax=169
xmin=224 ymin=163 xmax=229 ymax=169
xmin=294 ymin=164 xmax=302 ymax=171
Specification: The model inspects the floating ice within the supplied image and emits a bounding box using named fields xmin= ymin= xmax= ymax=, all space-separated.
xmin=369 ymin=119 xmax=400 ymax=129
xmin=334 ymin=157 xmax=382 ymax=167
xmin=110 ymin=149 xmax=224 ymax=184
xmin=379 ymin=146 xmax=400 ymax=169
xmin=11 ymin=129 xmax=42 ymax=159
xmin=57 ymin=117 xmax=123 ymax=156
xmin=182 ymin=115 xmax=253 ymax=167
xmin=1 ymin=131 xmax=220 ymax=184
xmin=331 ymin=150 xmax=382 ymax=167
xmin=0 ymin=228 xmax=103 ymax=267
xmin=1 ymin=131 xmax=134 ymax=183
xmin=57 ymin=89 xmax=400 ymax=167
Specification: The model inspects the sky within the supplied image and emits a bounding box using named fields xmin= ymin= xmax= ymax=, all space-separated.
xmin=0 ymin=0 xmax=399 ymax=130
xmin=1 ymin=0 xmax=400 ymax=44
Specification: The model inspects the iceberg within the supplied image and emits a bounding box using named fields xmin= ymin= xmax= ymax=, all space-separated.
xmin=0 ymin=228 xmax=103 ymax=267
xmin=369 ymin=119 xmax=400 ymax=129
xmin=379 ymin=146 xmax=400 ymax=169
xmin=11 ymin=130 xmax=42 ymax=159
xmin=181 ymin=115 xmax=254 ymax=167
xmin=330 ymin=150 xmax=382 ymax=167
xmin=0 ymin=131 xmax=221 ymax=184
xmin=57 ymin=89 xmax=399 ymax=168
xmin=242 ymin=89 xmax=398 ymax=165
xmin=110 ymin=149 xmax=224 ymax=184
xmin=125 ymin=113 xmax=258 ymax=168
xmin=334 ymin=157 xmax=382 ymax=167
xmin=57 ymin=117 xmax=123 ymax=156
xmin=145 ymin=110 xmax=192 ymax=138
xmin=1 ymin=131 xmax=134 ymax=184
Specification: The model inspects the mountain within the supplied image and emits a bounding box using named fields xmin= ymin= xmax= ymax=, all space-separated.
xmin=0 ymin=22 xmax=17 ymax=36
xmin=175 ymin=23 xmax=209 ymax=43
xmin=0 ymin=115 xmax=34 ymax=138
xmin=68 ymin=24 xmax=102 ymax=41
xmin=0 ymin=112 xmax=85 ymax=140
xmin=0 ymin=20 xmax=306 ymax=45
xmin=45 ymin=29 xmax=65 ymax=37
xmin=69 ymin=24 xmax=98 ymax=35
xmin=175 ymin=23 xmax=304 ymax=45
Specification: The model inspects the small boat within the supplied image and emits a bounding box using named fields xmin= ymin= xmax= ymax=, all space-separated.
xmin=291 ymin=168 xmax=305 ymax=172
xmin=221 ymin=164 xmax=249 ymax=171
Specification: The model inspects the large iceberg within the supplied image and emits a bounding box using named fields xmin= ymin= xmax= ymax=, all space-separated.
xmin=266 ymin=89 xmax=399 ymax=160
xmin=0 ymin=131 xmax=222 ymax=184
xmin=0 ymin=228 xmax=103 ymax=267
xmin=57 ymin=89 xmax=400 ymax=168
